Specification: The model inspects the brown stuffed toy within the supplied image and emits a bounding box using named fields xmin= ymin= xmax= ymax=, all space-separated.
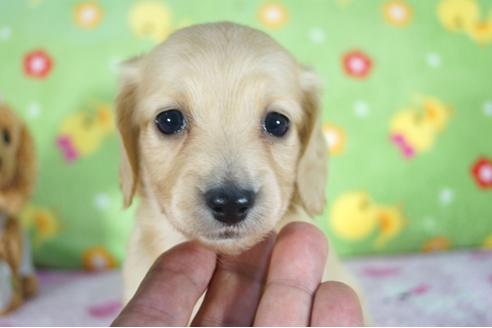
xmin=0 ymin=103 xmax=37 ymax=315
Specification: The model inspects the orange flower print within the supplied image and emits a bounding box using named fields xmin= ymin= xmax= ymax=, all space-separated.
xmin=258 ymin=3 xmax=288 ymax=28
xmin=82 ymin=246 xmax=117 ymax=271
xmin=383 ymin=0 xmax=412 ymax=27
xmin=32 ymin=210 xmax=58 ymax=238
xmin=323 ymin=123 xmax=346 ymax=155
xmin=422 ymin=236 xmax=451 ymax=252
xmin=74 ymin=2 xmax=103 ymax=29
xmin=20 ymin=205 xmax=60 ymax=246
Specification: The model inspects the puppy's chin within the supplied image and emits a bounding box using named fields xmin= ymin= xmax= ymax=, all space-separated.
xmin=196 ymin=232 xmax=269 ymax=255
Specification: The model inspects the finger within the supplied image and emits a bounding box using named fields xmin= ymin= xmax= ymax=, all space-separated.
xmin=112 ymin=242 xmax=216 ymax=327
xmin=310 ymin=281 xmax=364 ymax=327
xmin=191 ymin=233 xmax=276 ymax=326
xmin=254 ymin=222 xmax=328 ymax=326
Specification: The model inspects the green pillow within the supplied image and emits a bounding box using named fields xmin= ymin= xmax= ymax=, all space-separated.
xmin=0 ymin=0 xmax=491 ymax=269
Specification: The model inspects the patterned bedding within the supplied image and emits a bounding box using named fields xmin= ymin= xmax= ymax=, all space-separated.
xmin=1 ymin=249 xmax=491 ymax=326
xmin=1 ymin=1 xmax=492 ymax=269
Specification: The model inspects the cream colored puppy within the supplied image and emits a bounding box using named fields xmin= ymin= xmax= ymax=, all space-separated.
xmin=116 ymin=22 xmax=363 ymax=311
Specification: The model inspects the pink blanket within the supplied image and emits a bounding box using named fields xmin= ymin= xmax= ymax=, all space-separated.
xmin=1 ymin=250 xmax=491 ymax=326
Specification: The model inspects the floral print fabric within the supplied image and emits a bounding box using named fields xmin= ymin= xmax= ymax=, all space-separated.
xmin=0 ymin=0 xmax=491 ymax=267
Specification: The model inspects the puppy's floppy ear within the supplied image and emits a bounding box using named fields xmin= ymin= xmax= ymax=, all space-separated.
xmin=295 ymin=69 xmax=328 ymax=217
xmin=116 ymin=56 xmax=142 ymax=208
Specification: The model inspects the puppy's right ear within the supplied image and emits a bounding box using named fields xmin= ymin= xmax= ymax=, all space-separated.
xmin=116 ymin=56 xmax=142 ymax=208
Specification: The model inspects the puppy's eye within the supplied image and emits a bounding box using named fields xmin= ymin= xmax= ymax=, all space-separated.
xmin=263 ymin=112 xmax=290 ymax=137
xmin=155 ymin=110 xmax=187 ymax=135
xmin=2 ymin=129 xmax=10 ymax=145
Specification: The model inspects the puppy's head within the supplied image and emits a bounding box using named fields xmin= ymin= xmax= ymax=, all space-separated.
xmin=117 ymin=22 xmax=327 ymax=254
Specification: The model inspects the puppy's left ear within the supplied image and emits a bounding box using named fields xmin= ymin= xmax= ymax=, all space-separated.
xmin=295 ymin=69 xmax=328 ymax=217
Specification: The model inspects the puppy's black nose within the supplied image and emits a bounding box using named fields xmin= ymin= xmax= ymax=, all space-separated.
xmin=205 ymin=185 xmax=255 ymax=225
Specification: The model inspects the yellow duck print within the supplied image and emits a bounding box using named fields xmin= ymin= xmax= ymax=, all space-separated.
xmin=390 ymin=96 xmax=452 ymax=159
xmin=57 ymin=103 xmax=114 ymax=163
xmin=129 ymin=0 xmax=172 ymax=43
xmin=330 ymin=191 xmax=406 ymax=248
xmin=467 ymin=19 xmax=492 ymax=44
xmin=438 ymin=0 xmax=492 ymax=45
xmin=438 ymin=0 xmax=479 ymax=31
xmin=331 ymin=192 xmax=379 ymax=241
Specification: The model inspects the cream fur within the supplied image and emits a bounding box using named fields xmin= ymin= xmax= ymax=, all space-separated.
xmin=116 ymin=22 xmax=367 ymax=319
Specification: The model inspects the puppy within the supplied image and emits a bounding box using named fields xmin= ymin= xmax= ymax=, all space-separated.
xmin=116 ymin=22 xmax=364 ymax=315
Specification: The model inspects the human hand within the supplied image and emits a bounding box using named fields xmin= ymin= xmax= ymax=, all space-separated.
xmin=112 ymin=222 xmax=363 ymax=326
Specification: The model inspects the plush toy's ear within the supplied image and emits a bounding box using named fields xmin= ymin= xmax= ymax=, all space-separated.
xmin=294 ymin=69 xmax=328 ymax=217
xmin=116 ymin=56 xmax=142 ymax=208
xmin=16 ymin=122 xmax=37 ymax=202
xmin=0 ymin=120 xmax=38 ymax=215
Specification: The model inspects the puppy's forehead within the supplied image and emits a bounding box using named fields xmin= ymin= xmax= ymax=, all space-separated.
xmin=136 ymin=25 xmax=304 ymax=124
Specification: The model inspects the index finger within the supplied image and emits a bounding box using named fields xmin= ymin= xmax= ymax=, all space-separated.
xmin=254 ymin=222 xmax=328 ymax=326
xmin=112 ymin=242 xmax=216 ymax=327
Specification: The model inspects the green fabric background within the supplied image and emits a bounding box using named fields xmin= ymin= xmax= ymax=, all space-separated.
xmin=0 ymin=0 xmax=491 ymax=269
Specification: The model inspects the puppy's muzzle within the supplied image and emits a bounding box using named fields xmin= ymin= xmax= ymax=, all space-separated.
xmin=204 ymin=183 xmax=256 ymax=225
